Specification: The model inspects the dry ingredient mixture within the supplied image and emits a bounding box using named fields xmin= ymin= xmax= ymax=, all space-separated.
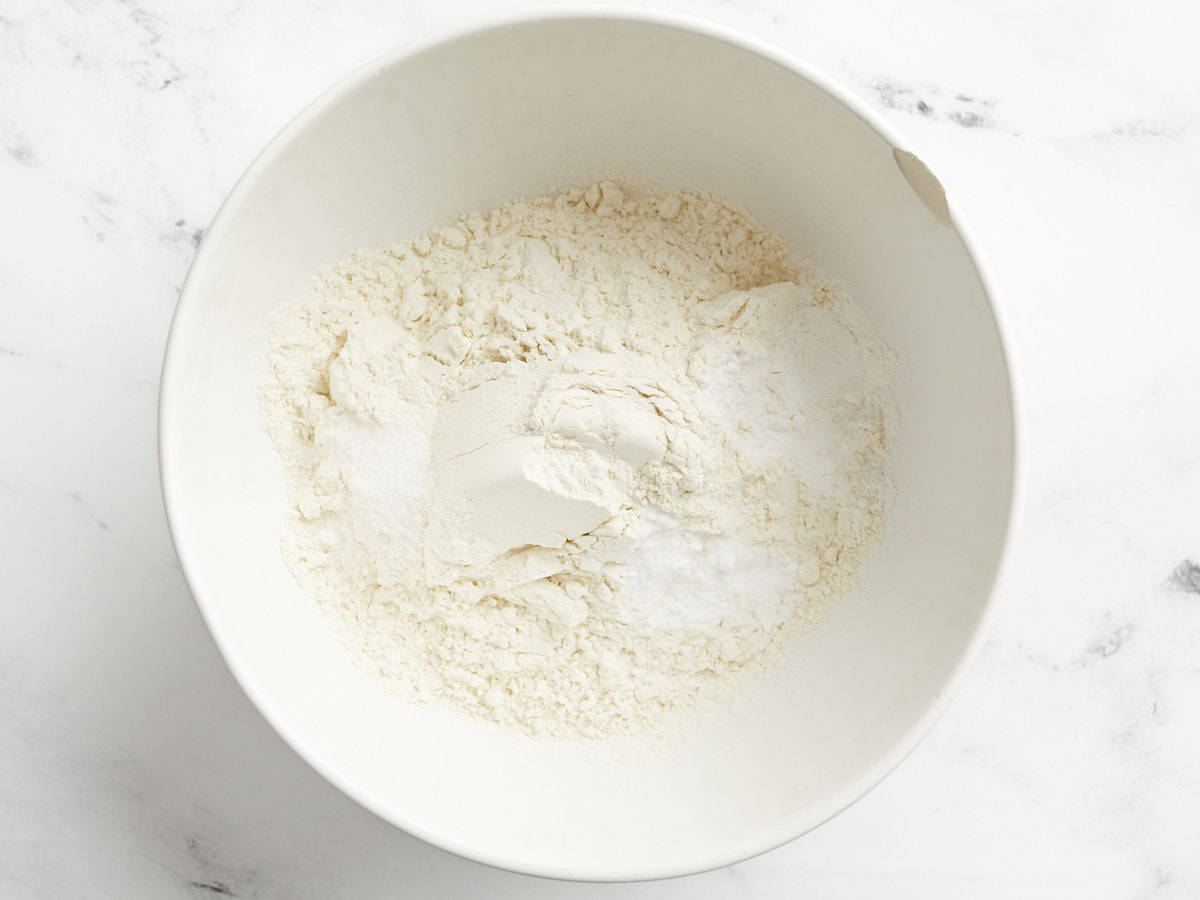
xmin=260 ymin=181 xmax=897 ymax=738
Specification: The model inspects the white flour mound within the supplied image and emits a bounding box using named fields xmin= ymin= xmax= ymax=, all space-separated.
xmin=260 ymin=181 xmax=897 ymax=738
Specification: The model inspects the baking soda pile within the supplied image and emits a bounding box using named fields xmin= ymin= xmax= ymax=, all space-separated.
xmin=260 ymin=181 xmax=896 ymax=738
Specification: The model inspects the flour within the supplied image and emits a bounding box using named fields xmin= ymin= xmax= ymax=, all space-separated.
xmin=260 ymin=181 xmax=897 ymax=738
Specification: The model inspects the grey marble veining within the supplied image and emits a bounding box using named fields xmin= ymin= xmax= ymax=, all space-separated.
xmin=2 ymin=0 xmax=1199 ymax=897
xmin=863 ymin=77 xmax=999 ymax=129
xmin=1167 ymin=560 xmax=1200 ymax=595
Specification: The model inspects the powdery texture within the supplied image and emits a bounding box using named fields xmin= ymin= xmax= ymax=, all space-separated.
xmin=260 ymin=181 xmax=897 ymax=738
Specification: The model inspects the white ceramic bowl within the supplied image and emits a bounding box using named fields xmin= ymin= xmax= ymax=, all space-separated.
xmin=160 ymin=11 xmax=1019 ymax=881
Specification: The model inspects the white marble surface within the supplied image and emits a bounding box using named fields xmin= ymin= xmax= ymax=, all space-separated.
xmin=2 ymin=0 xmax=1199 ymax=895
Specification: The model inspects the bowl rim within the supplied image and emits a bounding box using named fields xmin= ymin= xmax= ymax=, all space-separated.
xmin=159 ymin=6 xmax=1025 ymax=883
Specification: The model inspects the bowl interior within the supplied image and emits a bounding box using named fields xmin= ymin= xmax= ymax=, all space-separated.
xmin=161 ymin=16 xmax=1014 ymax=880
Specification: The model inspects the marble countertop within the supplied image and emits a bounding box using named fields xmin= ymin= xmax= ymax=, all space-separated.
xmin=3 ymin=0 xmax=1198 ymax=896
